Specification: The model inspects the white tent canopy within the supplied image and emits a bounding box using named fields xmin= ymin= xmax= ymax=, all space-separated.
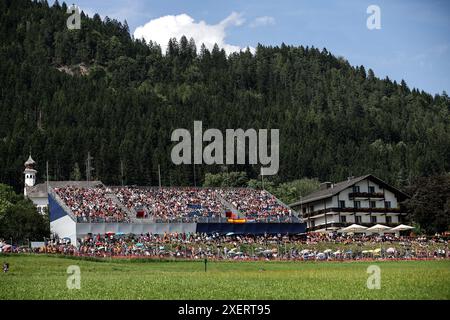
xmin=366 ymin=224 xmax=392 ymax=233
xmin=311 ymin=228 xmax=328 ymax=233
xmin=390 ymin=224 xmax=414 ymax=231
xmin=311 ymin=227 xmax=340 ymax=233
xmin=339 ymin=224 xmax=368 ymax=233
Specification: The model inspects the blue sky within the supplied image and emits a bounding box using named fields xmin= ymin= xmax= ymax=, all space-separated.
xmin=70 ymin=0 xmax=449 ymax=95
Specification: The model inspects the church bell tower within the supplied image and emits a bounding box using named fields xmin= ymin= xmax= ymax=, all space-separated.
xmin=24 ymin=154 xmax=37 ymax=196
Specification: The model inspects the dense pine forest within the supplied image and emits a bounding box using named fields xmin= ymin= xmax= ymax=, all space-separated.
xmin=1 ymin=0 xmax=449 ymax=192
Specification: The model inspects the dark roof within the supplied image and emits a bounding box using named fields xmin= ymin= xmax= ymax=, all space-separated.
xmin=289 ymin=174 xmax=409 ymax=207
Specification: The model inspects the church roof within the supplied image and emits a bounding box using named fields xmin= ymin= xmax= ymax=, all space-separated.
xmin=26 ymin=183 xmax=48 ymax=198
xmin=26 ymin=181 xmax=104 ymax=199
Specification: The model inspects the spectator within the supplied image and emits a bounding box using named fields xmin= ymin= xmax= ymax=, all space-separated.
xmin=3 ymin=262 xmax=9 ymax=273
xmin=55 ymin=186 xmax=129 ymax=222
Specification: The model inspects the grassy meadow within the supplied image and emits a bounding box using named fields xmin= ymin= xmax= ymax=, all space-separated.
xmin=0 ymin=254 xmax=449 ymax=300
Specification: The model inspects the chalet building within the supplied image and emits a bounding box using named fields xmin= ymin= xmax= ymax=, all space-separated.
xmin=290 ymin=174 xmax=410 ymax=232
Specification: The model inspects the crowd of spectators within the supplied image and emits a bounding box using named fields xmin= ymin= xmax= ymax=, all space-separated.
xmin=4 ymin=232 xmax=447 ymax=261
xmin=114 ymin=187 xmax=224 ymax=220
xmin=55 ymin=186 xmax=129 ymax=222
xmin=218 ymin=188 xmax=293 ymax=220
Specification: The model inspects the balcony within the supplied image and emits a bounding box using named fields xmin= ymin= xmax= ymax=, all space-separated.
xmin=302 ymin=207 xmax=402 ymax=218
xmin=349 ymin=192 xmax=384 ymax=199
xmin=344 ymin=207 xmax=401 ymax=213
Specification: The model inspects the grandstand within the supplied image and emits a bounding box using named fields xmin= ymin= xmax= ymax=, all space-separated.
xmin=218 ymin=188 xmax=293 ymax=220
xmin=113 ymin=187 xmax=225 ymax=221
xmin=48 ymin=183 xmax=305 ymax=245
xmin=55 ymin=185 xmax=130 ymax=223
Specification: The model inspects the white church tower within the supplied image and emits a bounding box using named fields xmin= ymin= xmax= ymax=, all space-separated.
xmin=23 ymin=154 xmax=37 ymax=196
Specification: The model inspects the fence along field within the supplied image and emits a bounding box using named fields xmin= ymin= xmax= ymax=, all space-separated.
xmin=0 ymin=255 xmax=449 ymax=299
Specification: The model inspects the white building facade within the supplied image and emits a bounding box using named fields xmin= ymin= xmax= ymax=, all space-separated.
xmin=290 ymin=174 xmax=409 ymax=232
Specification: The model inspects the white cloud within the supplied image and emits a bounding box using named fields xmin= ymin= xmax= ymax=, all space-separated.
xmin=249 ymin=16 xmax=275 ymax=28
xmin=134 ymin=12 xmax=252 ymax=54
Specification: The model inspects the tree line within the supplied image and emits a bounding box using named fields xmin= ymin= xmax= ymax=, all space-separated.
xmin=0 ymin=0 xmax=449 ymax=198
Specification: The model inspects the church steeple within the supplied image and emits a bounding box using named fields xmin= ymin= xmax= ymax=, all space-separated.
xmin=24 ymin=153 xmax=37 ymax=196
xmin=24 ymin=154 xmax=36 ymax=167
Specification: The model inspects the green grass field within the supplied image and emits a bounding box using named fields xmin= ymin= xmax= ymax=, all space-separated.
xmin=0 ymin=254 xmax=449 ymax=299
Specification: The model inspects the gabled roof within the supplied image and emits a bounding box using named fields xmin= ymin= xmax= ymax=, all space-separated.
xmin=289 ymin=174 xmax=409 ymax=207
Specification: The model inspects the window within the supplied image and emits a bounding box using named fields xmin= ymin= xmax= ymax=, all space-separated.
xmin=369 ymin=186 xmax=375 ymax=193
xmin=340 ymin=215 xmax=347 ymax=223
xmin=385 ymin=201 xmax=391 ymax=209
xmin=371 ymin=216 xmax=377 ymax=224
xmin=354 ymin=201 xmax=361 ymax=208
xmin=386 ymin=216 xmax=392 ymax=224
xmin=355 ymin=216 xmax=362 ymax=224
xmin=370 ymin=201 xmax=376 ymax=208
xmin=352 ymin=186 xmax=360 ymax=193
xmin=339 ymin=200 xmax=345 ymax=208
xmin=309 ymin=205 xmax=314 ymax=212
xmin=310 ymin=220 xmax=315 ymax=228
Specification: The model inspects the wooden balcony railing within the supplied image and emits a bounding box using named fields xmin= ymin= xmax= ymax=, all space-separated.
xmin=349 ymin=192 xmax=384 ymax=198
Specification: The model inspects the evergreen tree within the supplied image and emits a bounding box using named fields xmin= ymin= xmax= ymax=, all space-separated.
xmin=0 ymin=0 xmax=449 ymax=194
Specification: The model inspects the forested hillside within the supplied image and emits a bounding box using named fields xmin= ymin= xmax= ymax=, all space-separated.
xmin=1 ymin=0 xmax=449 ymax=192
